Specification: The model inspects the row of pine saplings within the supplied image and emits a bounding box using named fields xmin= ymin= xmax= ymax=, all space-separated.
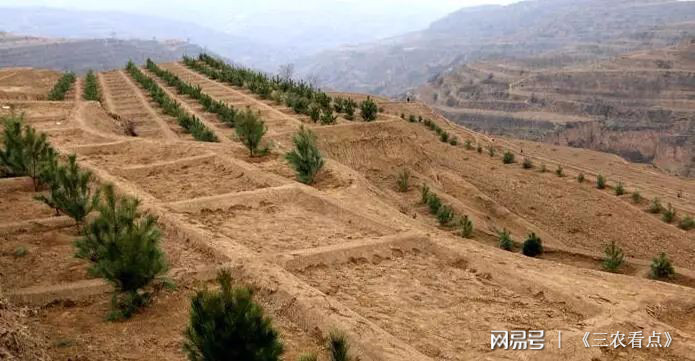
xmin=396 ymin=167 xmax=677 ymax=280
xmin=401 ymin=113 xmax=460 ymax=145
xmin=501 ymin=148 xmax=692 ymax=231
xmin=183 ymin=54 xmax=381 ymax=123
xmin=46 ymin=69 xmax=100 ymax=102
xmin=126 ymin=60 xmax=219 ymax=142
xmin=401 ymin=112 xmax=692 ymax=231
xmin=0 ymin=115 xmax=354 ymax=361
xmin=391 ymin=124 xmax=681 ymax=280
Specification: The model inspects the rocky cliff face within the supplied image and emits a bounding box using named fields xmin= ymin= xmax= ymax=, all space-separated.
xmin=548 ymin=121 xmax=694 ymax=177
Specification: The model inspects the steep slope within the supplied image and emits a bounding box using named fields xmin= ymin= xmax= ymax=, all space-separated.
xmin=420 ymin=39 xmax=695 ymax=176
xmin=298 ymin=0 xmax=695 ymax=96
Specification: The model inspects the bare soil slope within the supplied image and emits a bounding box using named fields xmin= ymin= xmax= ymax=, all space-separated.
xmin=1 ymin=64 xmax=694 ymax=361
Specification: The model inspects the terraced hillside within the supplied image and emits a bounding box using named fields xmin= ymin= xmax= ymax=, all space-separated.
xmin=1 ymin=59 xmax=694 ymax=361
xmin=420 ymin=39 xmax=695 ymax=177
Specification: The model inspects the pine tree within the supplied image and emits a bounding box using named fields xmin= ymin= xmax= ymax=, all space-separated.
xmin=615 ymin=182 xmax=625 ymax=196
xmin=498 ymin=229 xmax=513 ymax=251
xmin=522 ymin=158 xmax=533 ymax=169
xmin=487 ymin=145 xmax=495 ymax=157
xmin=596 ymin=174 xmax=606 ymax=189
xmin=328 ymin=331 xmax=350 ymax=361
xmin=320 ymin=109 xmax=337 ymax=125
xmin=0 ymin=115 xmax=27 ymax=177
xmin=309 ymin=104 xmax=321 ymax=123
xmin=426 ymin=193 xmax=442 ymax=214
xmin=631 ymin=191 xmax=642 ymax=204
xmin=464 ymin=139 xmax=473 ymax=150
xmin=37 ymin=154 xmax=100 ymax=225
xmin=359 ymin=97 xmax=378 ymax=121
xmin=439 ymin=132 xmax=449 ymax=143
xmin=75 ymin=184 xmax=167 ymax=319
xmin=235 ymin=109 xmax=268 ymax=157
xmin=436 ymin=205 xmax=454 ymax=226
xmin=343 ymin=99 xmax=356 ymax=121
xmin=662 ymin=203 xmax=676 ymax=223
xmin=650 ymin=253 xmax=675 ymax=279
xmin=577 ymin=173 xmax=585 ymax=183
xmin=421 ymin=184 xmax=431 ymax=203
xmin=1 ymin=120 xmax=56 ymax=190
xmin=285 ymin=126 xmax=324 ymax=184
xmin=502 ymin=151 xmax=515 ymax=164
xmin=459 ymin=215 xmax=474 ymax=238
xmin=678 ymin=215 xmax=694 ymax=230
xmin=648 ymin=197 xmax=663 ymax=214
xmin=602 ymin=241 xmax=624 ymax=272
xmin=183 ymin=270 xmax=284 ymax=361
xmin=396 ymin=168 xmax=410 ymax=192
xmin=522 ymin=233 xmax=543 ymax=257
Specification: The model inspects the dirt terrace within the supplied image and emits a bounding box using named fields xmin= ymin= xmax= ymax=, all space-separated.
xmin=1 ymin=63 xmax=694 ymax=361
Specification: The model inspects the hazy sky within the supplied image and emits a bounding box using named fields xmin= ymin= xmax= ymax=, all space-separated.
xmin=0 ymin=0 xmax=520 ymax=30
xmin=0 ymin=0 xmax=522 ymax=67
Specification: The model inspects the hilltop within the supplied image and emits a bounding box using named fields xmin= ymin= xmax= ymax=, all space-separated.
xmin=0 ymin=56 xmax=694 ymax=360
xmin=297 ymin=0 xmax=695 ymax=96
xmin=0 ymin=32 xmax=207 ymax=74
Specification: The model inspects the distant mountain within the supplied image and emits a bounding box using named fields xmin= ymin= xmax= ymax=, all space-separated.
xmin=0 ymin=7 xmax=281 ymax=71
xmin=0 ymin=32 xmax=205 ymax=73
xmin=297 ymin=0 xmax=695 ymax=96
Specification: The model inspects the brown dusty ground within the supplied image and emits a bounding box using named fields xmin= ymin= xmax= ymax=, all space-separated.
xmin=1 ymin=64 xmax=694 ymax=361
